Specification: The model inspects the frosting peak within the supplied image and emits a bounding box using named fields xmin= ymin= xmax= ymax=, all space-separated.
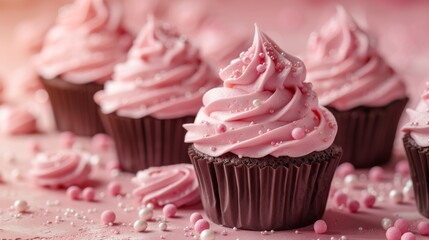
xmin=305 ymin=6 xmax=406 ymax=110
xmin=184 ymin=26 xmax=337 ymax=158
xmin=95 ymin=17 xmax=218 ymax=119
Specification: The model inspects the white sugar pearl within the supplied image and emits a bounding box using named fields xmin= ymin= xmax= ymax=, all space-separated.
xmin=381 ymin=218 xmax=393 ymax=230
xmin=403 ymin=185 xmax=414 ymax=199
xmin=389 ymin=189 xmax=404 ymax=204
xmin=146 ymin=203 xmax=154 ymax=209
xmin=138 ymin=207 xmax=153 ymax=221
xmin=200 ymin=229 xmax=216 ymax=240
xmin=159 ymin=222 xmax=168 ymax=231
xmin=344 ymin=174 xmax=358 ymax=188
xmin=133 ymin=220 xmax=147 ymax=232
xmin=14 ymin=200 xmax=28 ymax=213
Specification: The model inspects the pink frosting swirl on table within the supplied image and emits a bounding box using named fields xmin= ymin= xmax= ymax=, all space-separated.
xmin=131 ymin=164 xmax=200 ymax=207
xmin=305 ymin=6 xmax=406 ymax=111
xmin=29 ymin=150 xmax=92 ymax=188
xmin=36 ymin=0 xmax=132 ymax=84
xmin=402 ymin=83 xmax=429 ymax=147
xmin=0 ymin=105 xmax=38 ymax=135
xmin=184 ymin=26 xmax=337 ymax=158
xmin=94 ymin=17 xmax=218 ymax=119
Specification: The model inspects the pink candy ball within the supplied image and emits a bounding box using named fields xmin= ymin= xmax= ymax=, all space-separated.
xmin=82 ymin=187 xmax=96 ymax=202
xmin=417 ymin=221 xmax=429 ymax=235
xmin=194 ymin=219 xmax=210 ymax=233
xmin=59 ymin=131 xmax=75 ymax=148
xmin=66 ymin=186 xmax=81 ymax=200
xmin=368 ymin=166 xmax=384 ymax=182
xmin=336 ymin=162 xmax=355 ymax=178
xmin=347 ymin=200 xmax=360 ymax=213
xmin=395 ymin=160 xmax=410 ymax=176
xmin=394 ymin=218 xmax=409 ymax=234
xmin=190 ymin=212 xmax=203 ymax=225
xmin=291 ymin=127 xmax=305 ymax=140
xmin=163 ymin=204 xmax=177 ymax=218
xmin=362 ymin=193 xmax=376 ymax=208
xmin=313 ymin=219 xmax=327 ymax=234
xmin=334 ymin=192 xmax=348 ymax=207
xmin=107 ymin=181 xmax=121 ymax=196
xmin=386 ymin=226 xmax=401 ymax=240
xmin=401 ymin=232 xmax=416 ymax=240
xmin=101 ymin=210 xmax=116 ymax=224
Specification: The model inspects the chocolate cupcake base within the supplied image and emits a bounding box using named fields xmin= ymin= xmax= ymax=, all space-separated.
xmin=189 ymin=144 xmax=342 ymax=230
xmin=403 ymin=133 xmax=429 ymax=218
xmin=41 ymin=78 xmax=105 ymax=136
xmin=100 ymin=112 xmax=194 ymax=173
xmin=327 ymin=97 xmax=408 ymax=168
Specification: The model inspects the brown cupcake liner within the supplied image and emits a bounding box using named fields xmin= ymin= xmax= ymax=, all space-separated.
xmin=100 ymin=112 xmax=194 ymax=173
xmin=327 ymin=97 xmax=408 ymax=168
xmin=189 ymin=144 xmax=342 ymax=230
xmin=41 ymin=77 xmax=105 ymax=136
xmin=403 ymin=133 xmax=429 ymax=218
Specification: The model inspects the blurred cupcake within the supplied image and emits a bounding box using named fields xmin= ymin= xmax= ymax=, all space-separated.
xmin=305 ymin=6 xmax=407 ymax=168
xmin=95 ymin=17 xmax=218 ymax=172
xmin=36 ymin=0 xmax=132 ymax=136
xmin=184 ymin=26 xmax=341 ymax=230
xmin=402 ymin=83 xmax=429 ymax=217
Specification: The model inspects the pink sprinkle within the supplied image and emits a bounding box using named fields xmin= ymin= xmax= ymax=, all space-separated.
xmin=336 ymin=162 xmax=355 ymax=178
xmin=216 ymin=124 xmax=227 ymax=134
xmin=362 ymin=193 xmax=376 ymax=208
xmin=334 ymin=192 xmax=348 ymax=207
xmin=66 ymin=186 xmax=81 ymax=200
xmin=394 ymin=218 xmax=409 ymax=234
xmin=395 ymin=160 xmax=410 ymax=176
xmin=163 ymin=204 xmax=177 ymax=218
xmin=194 ymin=219 xmax=210 ymax=233
xmin=291 ymin=127 xmax=305 ymax=140
xmin=28 ymin=140 xmax=41 ymax=153
xmin=59 ymin=131 xmax=75 ymax=148
xmin=347 ymin=200 xmax=360 ymax=213
xmin=190 ymin=212 xmax=203 ymax=225
xmin=101 ymin=210 xmax=116 ymax=225
xmin=313 ymin=220 xmax=327 ymax=234
xmin=368 ymin=166 xmax=384 ymax=182
xmin=107 ymin=181 xmax=121 ymax=196
xmin=91 ymin=134 xmax=112 ymax=151
xmin=82 ymin=187 xmax=96 ymax=202
xmin=386 ymin=226 xmax=401 ymax=240
xmin=401 ymin=232 xmax=416 ymax=240
xmin=417 ymin=221 xmax=429 ymax=235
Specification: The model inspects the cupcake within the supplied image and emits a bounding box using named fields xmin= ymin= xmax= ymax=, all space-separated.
xmin=402 ymin=83 xmax=429 ymax=217
xmin=36 ymin=0 xmax=132 ymax=136
xmin=95 ymin=17 xmax=218 ymax=173
xmin=305 ymin=6 xmax=408 ymax=168
xmin=184 ymin=25 xmax=342 ymax=230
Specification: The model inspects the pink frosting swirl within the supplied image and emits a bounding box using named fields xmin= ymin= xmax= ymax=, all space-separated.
xmin=131 ymin=164 xmax=200 ymax=207
xmin=305 ymin=6 xmax=406 ymax=110
xmin=184 ymin=26 xmax=337 ymax=158
xmin=94 ymin=17 xmax=218 ymax=119
xmin=36 ymin=0 xmax=132 ymax=84
xmin=402 ymin=83 xmax=429 ymax=147
xmin=29 ymin=150 xmax=92 ymax=188
xmin=0 ymin=105 xmax=38 ymax=135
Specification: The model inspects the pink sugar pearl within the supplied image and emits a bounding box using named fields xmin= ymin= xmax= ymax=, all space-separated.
xmin=395 ymin=160 xmax=410 ymax=176
xmin=163 ymin=204 xmax=177 ymax=218
xmin=82 ymin=187 xmax=96 ymax=202
xmin=386 ymin=226 xmax=401 ymax=240
xmin=59 ymin=131 xmax=75 ymax=148
xmin=336 ymin=162 xmax=355 ymax=178
xmin=91 ymin=134 xmax=111 ymax=151
xmin=313 ymin=219 xmax=327 ymax=234
xmin=334 ymin=192 xmax=348 ymax=207
xmin=101 ymin=210 xmax=116 ymax=224
xmin=66 ymin=186 xmax=81 ymax=200
xmin=190 ymin=212 xmax=203 ymax=225
xmin=368 ymin=166 xmax=384 ymax=182
xmin=291 ymin=127 xmax=305 ymax=140
xmin=417 ymin=221 xmax=429 ymax=235
xmin=347 ymin=200 xmax=360 ymax=213
xmin=362 ymin=193 xmax=376 ymax=208
xmin=28 ymin=140 xmax=41 ymax=153
xmin=194 ymin=219 xmax=210 ymax=233
xmin=394 ymin=218 xmax=409 ymax=234
xmin=107 ymin=181 xmax=121 ymax=196
xmin=401 ymin=232 xmax=416 ymax=240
